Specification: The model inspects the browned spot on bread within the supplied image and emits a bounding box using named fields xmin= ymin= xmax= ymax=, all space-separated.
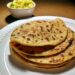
xmin=11 ymin=34 xmax=15 ymax=36
xmin=26 ymin=23 xmax=31 ymax=25
xmin=17 ymin=32 xmax=20 ymax=34
xmin=27 ymin=38 xmax=30 ymax=41
xmin=59 ymin=31 xmax=62 ymax=33
xmin=68 ymin=52 xmax=72 ymax=56
xmin=52 ymin=36 xmax=56 ymax=40
xmin=22 ymin=36 xmax=25 ymax=38
xmin=61 ymin=36 xmax=63 ymax=38
xmin=20 ymin=26 xmax=23 ymax=28
xmin=47 ymin=29 xmax=50 ymax=32
xmin=28 ymin=34 xmax=35 ymax=37
xmin=45 ymin=37 xmax=49 ymax=41
xmin=46 ymin=25 xmax=49 ymax=27
xmin=40 ymin=26 xmax=43 ymax=31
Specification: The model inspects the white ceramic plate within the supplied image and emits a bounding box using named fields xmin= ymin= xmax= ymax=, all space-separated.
xmin=0 ymin=16 xmax=75 ymax=75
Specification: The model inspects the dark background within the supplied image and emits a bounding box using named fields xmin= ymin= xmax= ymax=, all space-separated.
xmin=0 ymin=0 xmax=75 ymax=29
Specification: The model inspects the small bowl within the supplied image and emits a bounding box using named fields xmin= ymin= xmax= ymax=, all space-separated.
xmin=7 ymin=2 xmax=36 ymax=18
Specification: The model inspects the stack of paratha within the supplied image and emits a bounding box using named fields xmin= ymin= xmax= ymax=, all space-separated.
xmin=10 ymin=18 xmax=75 ymax=71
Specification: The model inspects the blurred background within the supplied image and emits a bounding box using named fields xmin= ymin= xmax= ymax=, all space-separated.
xmin=0 ymin=0 xmax=75 ymax=29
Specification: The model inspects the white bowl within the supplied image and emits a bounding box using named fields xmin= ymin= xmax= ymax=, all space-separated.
xmin=7 ymin=2 xmax=36 ymax=18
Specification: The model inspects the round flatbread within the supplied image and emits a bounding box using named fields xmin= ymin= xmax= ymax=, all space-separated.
xmin=10 ymin=20 xmax=53 ymax=46
xmin=10 ymin=18 xmax=67 ymax=46
xmin=10 ymin=28 xmax=73 ymax=57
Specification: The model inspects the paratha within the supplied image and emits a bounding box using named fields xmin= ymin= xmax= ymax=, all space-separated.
xmin=10 ymin=18 xmax=68 ymax=47
xmin=10 ymin=28 xmax=73 ymax=57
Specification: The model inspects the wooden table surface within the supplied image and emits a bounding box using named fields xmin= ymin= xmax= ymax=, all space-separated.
xmin=0 ymin=0 xmax=75 ymax=29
